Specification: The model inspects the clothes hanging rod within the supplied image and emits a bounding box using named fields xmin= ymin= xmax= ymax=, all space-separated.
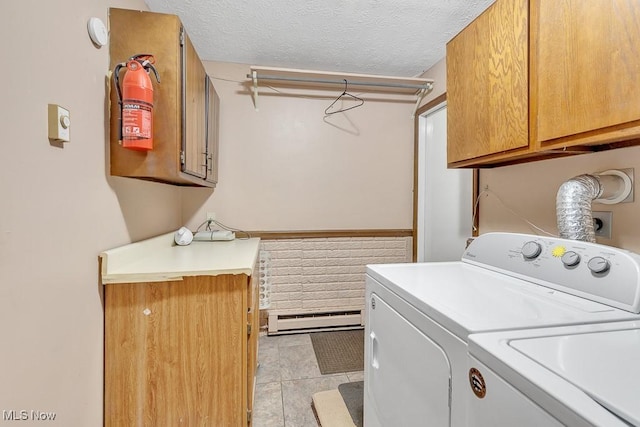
xmin=247 ymin=66 xmax=434 ymax=117
xmin=248 ymin=73 xmax=431 ymax=91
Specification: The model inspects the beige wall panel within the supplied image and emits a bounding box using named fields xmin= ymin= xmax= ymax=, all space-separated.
xmin=181 ymin=61 xmax=416 ymax=231
xmin=419 ymin=57 xmax=447 ymax=106
xmin=479 ymin=145 xmax=640 ymax=253
xmin=0 ymin=1 xmax=181 ymax=425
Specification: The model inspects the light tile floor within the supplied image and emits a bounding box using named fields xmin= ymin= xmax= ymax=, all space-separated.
xmin=253 ymin=333 xmax=364 ymax=427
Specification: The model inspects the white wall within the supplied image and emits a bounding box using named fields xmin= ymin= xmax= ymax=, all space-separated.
xmin=182 ymin=61 xmax=417 ymax=231
xmin=261 ymin=236 xmax=411 ymax=313
xmin=0 ymin=1 xmax=181 ymax=425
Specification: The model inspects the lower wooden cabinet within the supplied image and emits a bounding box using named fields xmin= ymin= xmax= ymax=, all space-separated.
xmin=104 ymin=272 xmax=258 ymax=426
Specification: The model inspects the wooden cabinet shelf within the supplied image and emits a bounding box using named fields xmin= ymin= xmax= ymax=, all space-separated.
xmin=108 ymin=8 xmax=219 ymax=187
xmin=446 ymin=0 xmax=640 ymax=168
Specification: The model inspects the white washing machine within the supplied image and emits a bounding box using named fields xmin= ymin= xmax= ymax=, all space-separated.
xmin=364 ymin=232 xmax=640 ymax=427
xmin=468 ymin=320 xmax=640 ymax=426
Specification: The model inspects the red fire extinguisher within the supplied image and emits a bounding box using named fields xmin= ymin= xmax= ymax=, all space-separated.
xmin=113 ymin=54 xmax=160 ymax=150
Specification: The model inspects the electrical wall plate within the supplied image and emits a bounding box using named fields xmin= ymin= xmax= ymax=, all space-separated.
xmin=593 ymin=211 xmax=612 ymax=239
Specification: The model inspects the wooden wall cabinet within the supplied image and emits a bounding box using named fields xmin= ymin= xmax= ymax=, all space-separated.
xmin=532 ymin=0 xmax=640 ymax=150
xmin=447 ymin=0 xmax=640 ymax=168
xmin=446 ymin=0 xmax=529 ymax=166
xmin=108 ymin=8 xmax=219 ymax=187
xmin=104 ymin=272 xmax=259 ymax=426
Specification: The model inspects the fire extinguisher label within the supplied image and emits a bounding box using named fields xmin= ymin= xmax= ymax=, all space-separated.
xmin=123 ymin=102 xmax=152 ymax=139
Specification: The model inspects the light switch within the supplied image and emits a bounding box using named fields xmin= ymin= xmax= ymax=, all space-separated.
xmin=48 ymin=104 xmax=70 ymax=142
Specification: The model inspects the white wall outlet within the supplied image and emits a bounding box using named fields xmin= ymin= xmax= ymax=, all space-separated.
xmin=593 ymin=211 xmax=612 ymax=239
xmin=206 ymin=212 xmax=216 ymax=221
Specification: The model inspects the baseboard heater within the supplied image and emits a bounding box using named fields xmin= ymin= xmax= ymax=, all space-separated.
xmin=267 ymin=308 xmax=364 ymax=335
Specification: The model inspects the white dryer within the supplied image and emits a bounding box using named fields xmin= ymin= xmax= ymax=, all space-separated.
xmin=468 ymin=320 xmax=640 ymax=426
xmin=364 ymin=233 xmax=640 ymax=427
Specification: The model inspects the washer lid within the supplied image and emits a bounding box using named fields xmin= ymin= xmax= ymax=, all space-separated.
xmin=511 ymin=328 xmax=640 ymax=426
xmin=367 ymin=262 xmax=637 ymax=339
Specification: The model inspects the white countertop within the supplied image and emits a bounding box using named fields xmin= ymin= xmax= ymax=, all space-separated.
xmin=100 ymin=232 xmax=261 ymax=284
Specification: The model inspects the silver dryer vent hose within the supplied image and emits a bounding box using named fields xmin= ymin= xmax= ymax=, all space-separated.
xmin=556 ymin=174 xmax=603 ymax=242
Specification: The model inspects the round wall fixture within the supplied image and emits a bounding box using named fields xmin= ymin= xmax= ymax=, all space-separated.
xmin=594 ymin=169 xmax=633 ymax=205
xmin=87 ymin=17 xmax=108 ymax=47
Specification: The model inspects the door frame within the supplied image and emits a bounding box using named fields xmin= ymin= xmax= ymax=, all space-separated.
xmin=412 ymin=94 xmax=480 ymax=261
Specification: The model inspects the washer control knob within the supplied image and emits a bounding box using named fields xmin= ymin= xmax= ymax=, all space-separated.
xmin=588 ymin=257 xmax=610 ymax=274
xmin=522 ymin=241 xmax=542 ymax=260
xmin=561 ymin=251 xmax=581 ymax=267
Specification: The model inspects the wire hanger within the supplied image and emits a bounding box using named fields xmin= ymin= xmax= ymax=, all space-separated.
xmin=324 ymin=79 xmax=364 ymax=115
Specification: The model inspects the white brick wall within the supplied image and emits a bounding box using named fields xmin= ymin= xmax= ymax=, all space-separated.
xmin=260 ymin=236 xmax=412 ymax=313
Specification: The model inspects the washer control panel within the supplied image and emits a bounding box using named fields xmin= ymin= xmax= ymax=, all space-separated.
xmin=462 ymin=233 xmax=640 ymax=313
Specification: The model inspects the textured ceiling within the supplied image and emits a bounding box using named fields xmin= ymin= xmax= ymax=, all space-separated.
xmin=143 ymin=0 xmax=495 ymax=77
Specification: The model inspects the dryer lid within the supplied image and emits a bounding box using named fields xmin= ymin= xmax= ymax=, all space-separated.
xmin=510 ymin=328 xmax=640 ymax=427
xmin=367 ymin=262 xmax=636 ymax=340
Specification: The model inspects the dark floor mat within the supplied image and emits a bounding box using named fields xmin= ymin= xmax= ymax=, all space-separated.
xmin=338 ymin=381 xmax=364 ymax=427
xmin=310 ymin=329 xmax=364 ymax=375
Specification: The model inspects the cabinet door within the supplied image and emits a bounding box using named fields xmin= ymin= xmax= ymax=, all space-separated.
xmin=205 ymin=77 xmax=220 ymax=185
xmin=446 ymin=0 xmax=529 ymax=165
xmin=104 ymin=276 xmax=246 ymax=426
xmin=533 ymin=0 xmax=640 ymax=146
xmin=182 ymin=30 xmax=208 ymax=179
xmin=109 ymin=8 xmax=183 ymax=182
